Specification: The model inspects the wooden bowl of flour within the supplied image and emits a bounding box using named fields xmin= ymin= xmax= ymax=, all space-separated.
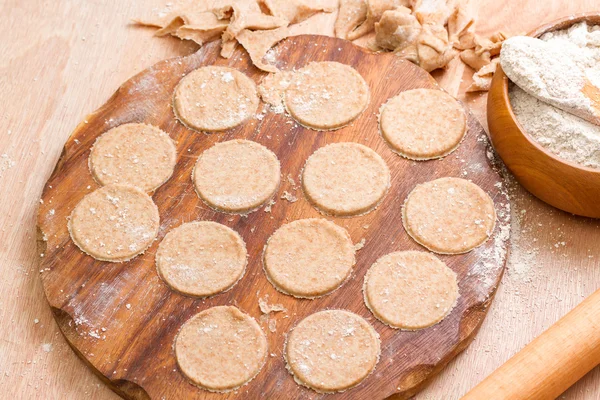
xmin=488 ymin=13 xmax=600 ymax=218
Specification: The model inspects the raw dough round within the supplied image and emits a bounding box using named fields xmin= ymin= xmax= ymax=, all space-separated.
xmin=379 ymin=89 xmax=467 ymax=160
xmin=285 ymin=310 xmax=380 ymax=393
xmin=403 ymin=177 xmax=496 ymax=254
xmin=363 ymin=251 xmax=459 ymax=330
xmin=302 ymin=142 xmax=390 ymax=216
xmin=89 ymin=123 xmax=177 ymax=192
xmin=156 ymin=221 xmax=247 ymax=297
xmin=68 ymin=184 xmax=160 ymax=262
xmin=263 ymin=218 xmax=355 ymax=298
xmin=175 ymin=306 xmax=267 ymax=392
xmin=284 ymin=62 xmax=370 ymax=130
xmin=173 ymin=66 xmax=259 ymax=132
xmin=193 ymin=139 xmax=281 ymax=214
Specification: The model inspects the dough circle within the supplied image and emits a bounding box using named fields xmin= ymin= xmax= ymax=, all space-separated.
xmin=193 ymin=139 xmax=281 ymax=214
xmin=285 ymin=310 xmax=380 ymax=393
xmin=89 ymin=123 xmax=177 ymax=192
xmin=173 ymin=66 xmax=259 ymax=132
xmin=175 ymin=306 xmax=267 ymax=392
xmin=263 ymin=218 xmax=355 ymax=298
xmin=68 ymin=184 xmax=160 ymax=262
xmin=284 ymin=62 xmax=370 ymax=130
xmin=363 ymin=251 xmax=459 ymax=330
xmin=379 ymin=89 xmax=467 ymax=160
xmin=156 ymin=221 xmax=247 ymax=297
xmin=403 ymin=177 xmax=496 ymax=254
xmin=302 ymin=142 xmax=390 ymax=216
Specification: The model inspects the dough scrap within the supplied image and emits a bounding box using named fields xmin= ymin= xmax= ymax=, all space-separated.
xmin=68 ymin=185 xmax=159 ymax=262
xmin=414 ymin=0 xmax=456 ymax=26
xmin=417 ymin=22 xmax=459 ymax=72
xmin=335 ymin=0 xmax=368 ymax=40
xmin=175 ymin=306 xmax=267 ymax=392
xmin=258 ymin=295 xmax=287 ymax=314
xmin=222 ymin=4 xmax=289 ymax=42
xmin=447 ymin=1 xmax=474 ymax=45
xmin=173 ymin=66 xmax=259 ymax=132
xmin=193 ymin=139 xmax=281 ymax=214
xmin=347 ymin=0 xmax=412 ymax=41
xmin=403 ymin=177 xmax=496 ymax=254
xmin=284 ymin=61 xmax=370 ymax=130
xmin=259 ymin=0 xmax=336 ymax=24
xmin=171 ymin=14 xmax=229 ymax=45
xmin=263 ymin=218 xmax=355 ymax=298
xmin=134 ymin=1 xmax=213 ymax=31
xmin=257 ymin=70 xmax=294 ymax=108
xmin=285 ymin=310 xmax=380 ymax=393
xmin=466 ymin=58 xmax=499 ymax=92
xmin=363 ymin=250 xmax=459 ymax=329
xmin=237 ymin=11 xmax=338 ymax=72
xmin=374 ymin=7 xmax=421 ymax=52
xmin=237 ymin=27 xmax=290 ymax=73
xmin=89 ymin=123 xmax=177 ymax=192
xmin=460 ymin=32 xmax=508 ymax=70
xmin=136 ymin=0 xmax=499 ymax=79
xmin=134 ymin=1 xmax=229 ymax=44
xmin=156 ymin=221 xmax=247 ymax=297
xmin=302 ymin=142 xmax=390 ymax=216
xmin=379 ymin=88 xmax=466 ymax=160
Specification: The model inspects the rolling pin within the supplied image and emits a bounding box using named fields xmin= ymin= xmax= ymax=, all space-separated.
xmin=462 ymin=288 xmax=600 ymax=400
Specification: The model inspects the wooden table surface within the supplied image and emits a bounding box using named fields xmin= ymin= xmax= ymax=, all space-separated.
xmin=0 ymin=1 xmax=598 ymax=399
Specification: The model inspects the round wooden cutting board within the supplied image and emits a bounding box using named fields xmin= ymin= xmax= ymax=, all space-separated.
xmin=37 ymin=35 xmax=510 ymax=400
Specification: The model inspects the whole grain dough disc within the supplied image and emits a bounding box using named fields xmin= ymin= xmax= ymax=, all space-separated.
xmin=68 ymin=184 xmax=160 ymax=262
xmin=193 ymin=139 xmax=281 ymax=214
xmin=302 ymin=142 xmax=390 ymax=216
xmin=379 ymin=89 xmax=467 ymax=160
xmin=263 ymin=218 xmax=355 ymax=298
xmin=173 ymin=66 xmax=259 ymax=132
xmin=363 ymin=251 xmax=459 ymax=330
xmin=156 ymin=221 xmax=247 ymax=297
xmin=89 ymin=123 xmax=177 ymax=192
xmin=284 ymin=62 xmax=370 ymax=130
xmin=403 ymin=177 xmax=496 ymax=254
xmin=285 ymin=309 xmax=380 ymax=393
xmin=175 ymin=306 xmax=268 ymax=392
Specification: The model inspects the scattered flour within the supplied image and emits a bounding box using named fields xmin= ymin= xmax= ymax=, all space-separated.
xmin=0 ymin=153 xmax=16 ymax=178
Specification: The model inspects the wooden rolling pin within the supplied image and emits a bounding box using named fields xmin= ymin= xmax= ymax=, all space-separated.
xmin=462 ymin=288 xmax=600 ymax=400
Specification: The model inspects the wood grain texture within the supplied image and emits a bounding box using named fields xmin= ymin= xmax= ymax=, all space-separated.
xmin=488 ymin=14 xmax=600 ymax=218
xmin=2 ymin=1 xmax=600 ymax=399
xmin=37 ymin=36 xmax=509 ymax=399
xmin=462 ymin=288 xmax=600 ymax=399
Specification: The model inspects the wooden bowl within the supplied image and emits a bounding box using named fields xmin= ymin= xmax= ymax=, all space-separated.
xmin=488 ymin=13 xmax=600 ymax=218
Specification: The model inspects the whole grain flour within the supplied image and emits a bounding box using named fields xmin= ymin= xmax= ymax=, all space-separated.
xmin=504 ymin=22 xmax=600 ymax=168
